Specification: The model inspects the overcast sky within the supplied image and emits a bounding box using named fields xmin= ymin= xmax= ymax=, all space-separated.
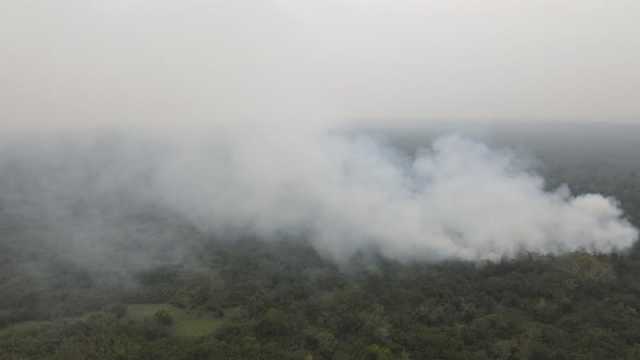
xmin=1 ymin=0 xmax=639 ymax=132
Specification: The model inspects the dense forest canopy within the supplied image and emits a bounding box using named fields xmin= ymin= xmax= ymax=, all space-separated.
xmin=1 ymin=123 xmax=640 ymax=359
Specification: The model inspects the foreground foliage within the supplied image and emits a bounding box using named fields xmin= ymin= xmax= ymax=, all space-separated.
xmin=3 ymin=233 xmax=640 ymax=359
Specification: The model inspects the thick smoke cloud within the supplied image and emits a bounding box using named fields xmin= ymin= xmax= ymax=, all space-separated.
xmin=1 ymin=129 xmax=636 ymax=265
xmin=150 ymin=129 xmax=637 ymax=262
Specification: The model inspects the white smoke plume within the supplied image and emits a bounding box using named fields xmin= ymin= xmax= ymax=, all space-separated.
xmin=146 ymin=129 xmax=638 ymax=262
xmin=2 ymin=128 xmax=636 ymax=264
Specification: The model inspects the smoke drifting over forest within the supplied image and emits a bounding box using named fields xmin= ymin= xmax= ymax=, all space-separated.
xmin=1 ymin=1 xmax=639 ymax=269
xmin=0 ymin=128 xmax=636 ymax=267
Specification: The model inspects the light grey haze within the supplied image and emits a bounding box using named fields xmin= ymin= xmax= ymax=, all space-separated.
xmin=2 ymin=0 xmax=640 ymax=130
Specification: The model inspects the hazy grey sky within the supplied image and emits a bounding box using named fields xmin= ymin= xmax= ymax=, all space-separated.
xmin=1 ymin=0 xmax=639 ymax=132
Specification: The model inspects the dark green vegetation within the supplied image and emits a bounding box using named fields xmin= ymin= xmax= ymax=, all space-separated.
xmin=4 ymin=233 xmax=640 ymax=359
xmin=4 ymin=210 xmax=640 ymax=360
xmin=2 ymin=126 xmax=640 ymax=359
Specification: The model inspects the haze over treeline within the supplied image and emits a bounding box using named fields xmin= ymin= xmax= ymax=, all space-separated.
xmin=1 ymin=1 xmax=639 ymax=270
xmin=0 ymin=123 xmax=637 ymax=271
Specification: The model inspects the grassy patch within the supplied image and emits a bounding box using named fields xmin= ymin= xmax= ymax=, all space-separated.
xmin=126 ymin=303 xmax=222 ymax=337
xmin=0 ymin=303 xmax=224 ymax=338
xmin=0 ymin=320 xmax=51 ymax=337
